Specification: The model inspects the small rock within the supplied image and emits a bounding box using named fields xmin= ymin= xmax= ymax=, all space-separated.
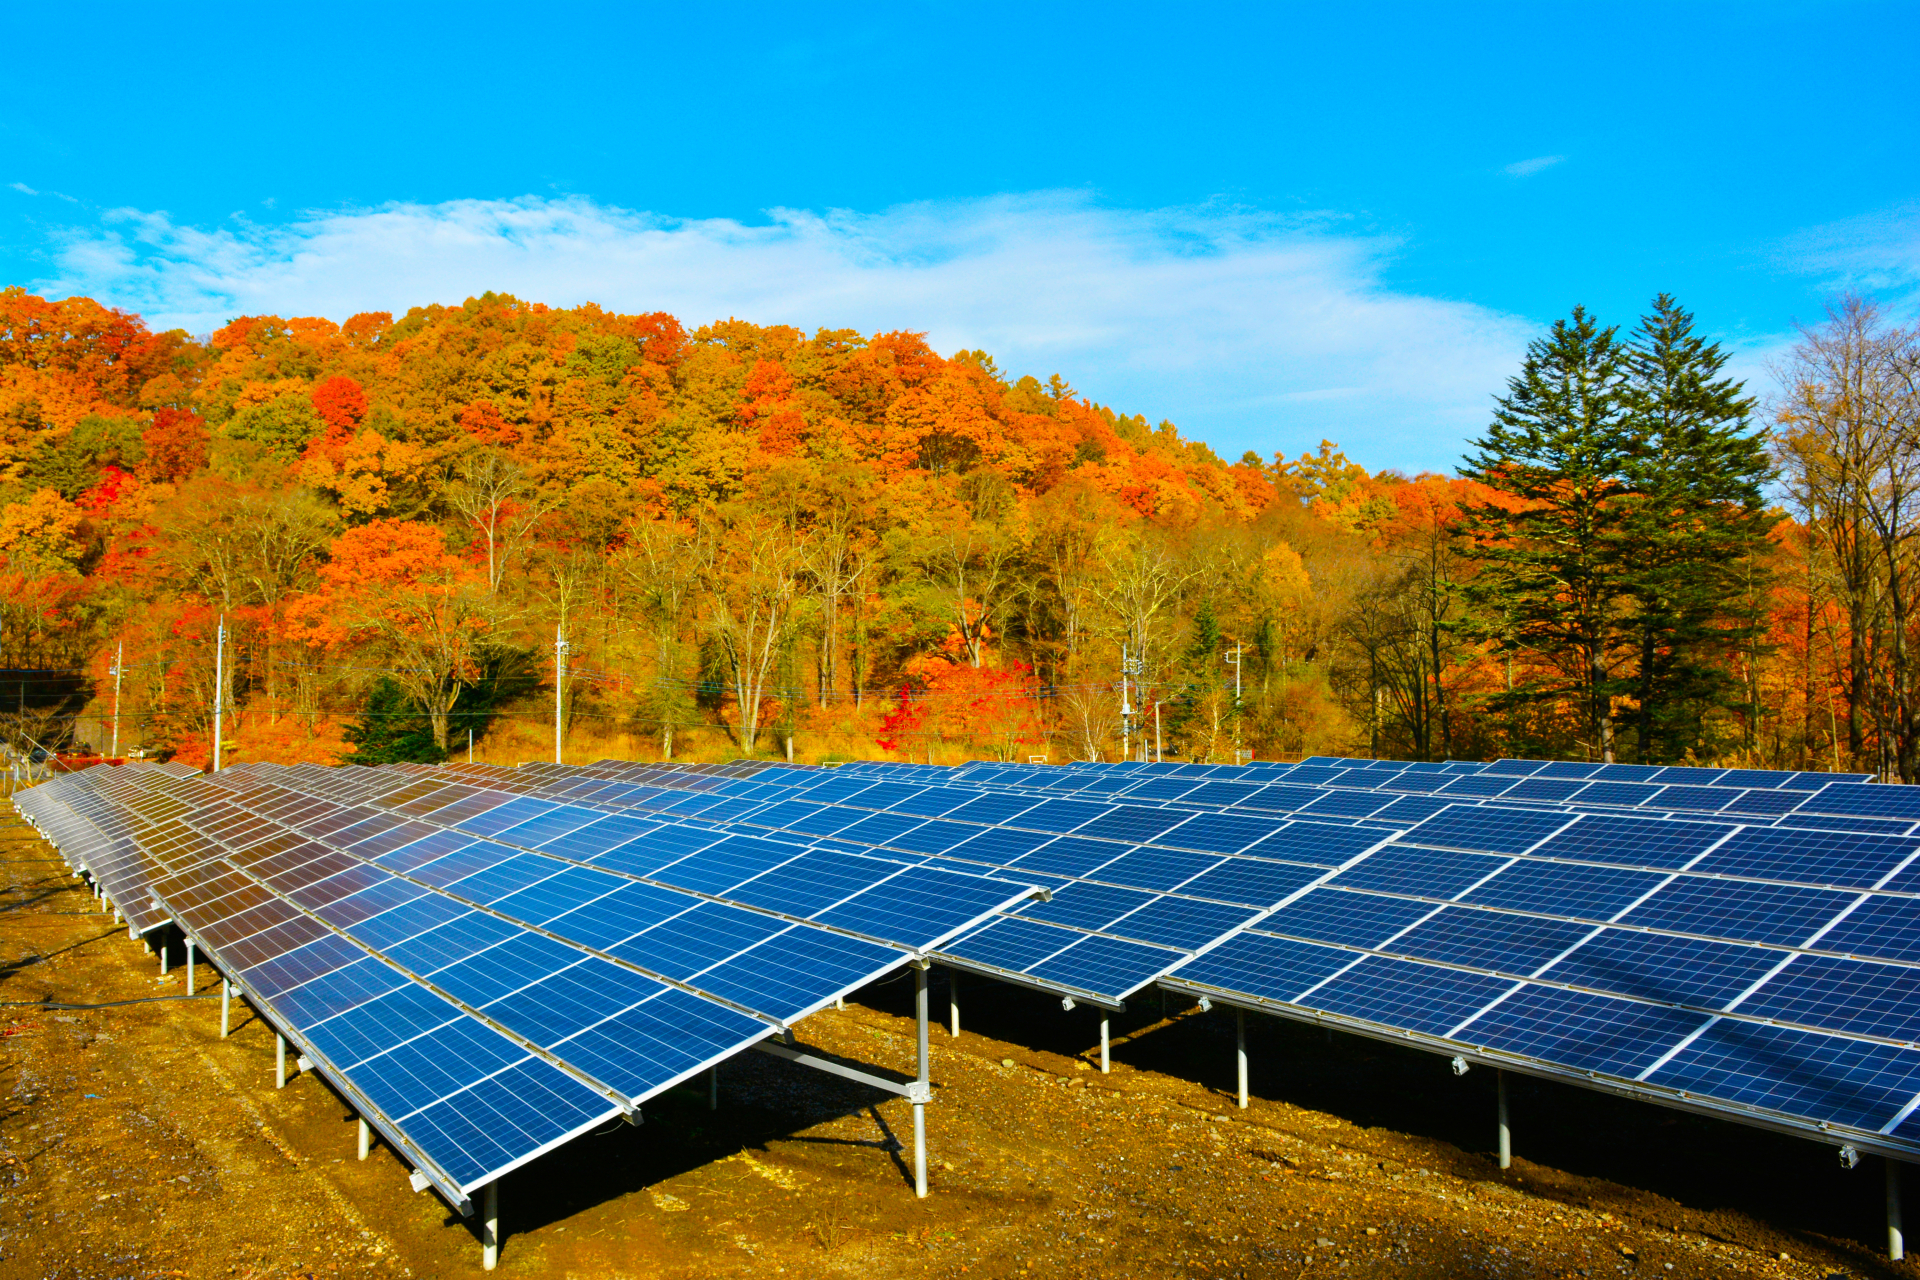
xmin=1001 ymin=1058 xmax=1016 ymax=1069
xmin=1364 ymin=1227 xmax=1379 ymax=1236
xmin=1778 ymin=1252 xmax=1790 ymax=1261
xmin=1619 ymin=1245 xmax=1636 ymax=1258
xmin=1074 ymin=1061 xmax=1091 ymax=1072
xmin=1316 ymin=1237 xmax=1335 ymax=1247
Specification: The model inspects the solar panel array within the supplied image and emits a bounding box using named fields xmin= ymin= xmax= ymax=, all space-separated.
xmin=316 ymin=752 xmax=1920 ymax=1164
xmin=22 ymin=748 xmax=1920 ymax=1201
xmin=15 ymin=762 xmax=1036 ymax=1206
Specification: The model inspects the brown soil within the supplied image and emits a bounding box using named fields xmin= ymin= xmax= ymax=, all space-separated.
xmin=0 ymin=813 xmax=1906 ymax=1279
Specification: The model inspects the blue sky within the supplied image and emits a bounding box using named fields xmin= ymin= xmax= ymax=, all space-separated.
xmin=4 ymin=1 xmax=1916 ymax=474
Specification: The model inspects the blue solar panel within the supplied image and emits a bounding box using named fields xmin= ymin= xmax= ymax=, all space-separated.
xmin=1072 ymin=806 xmax=1195 ymax=843
xmin=1017 ymin=881 xmax=1159 ymax=931
xmin=1460 ymin=860 xmax=1667 ymax=920
xmin=1177 ymin=858 xmax=1325 ymax=907
xmin=1296 ymin=790 xmax=1397 ymax=818
xmin=1528 ymin=814 xmax=1728 ymax=870
xmin=1387 ymin=907 xmax=1594 ymax=974
xmin=1535 ymin=928 xmax=1785 ymax=1008
xmin=1402 ymin=806 xmax=1574 ymax=855
xmin=1463 ymin=985 xmax=1709 ymax=1078
xmin=1108 ymin=896 xmax=1261 ymax=950
xmin=1434 ymin=776 xmax=1517 ymax=798
xmin=1370 ymin=796 xmax=1459 ymax=824
xmin=1257 ymin=889 xmax=1437 ymax=948
xmin=604 ymin=902 xmax=788 ymax=982
xmin=1305 ymin=957 xmax=1516 ymax=1035
xmin=695 ymin=927 xmax=901 ymax=1021
xmin=1174 ymin=933 xmax=1359 ymax=1003
xmin=1647 ymin=1020 xmax=1920 ymax=1132
xmin=1011 ymin=837 xmax=1131 ymax=878
xmin=1248 ymin=821 xmax=1389 ymax=865
xmin=1688 ymin=827 xmax=1920 ymax=890
xmin=1027 ymin=932 xmax=1182 ymax=996
xmin=1091 ymin=847 xmax=1225 ymax=891
xmin=1618 ymin=877 xmax=1856 ymax=946
xmin=1801 ymin=784 xmax=1920 ymax=821
xmin=1502 ymin=778 xmax=1590 ymax=802
xmin=1327 ymin=844 xmax=1510 ymax=899
xmin=1739 ymin=954 xmax=1920 ymax=1043
xmin=943 ymin=917 xmax=1079 ymax=972
xmin=1156 ymin=812 xmax=1283 ymax=854
xmin=1819 ymin=895 xmax=1920 ymax=963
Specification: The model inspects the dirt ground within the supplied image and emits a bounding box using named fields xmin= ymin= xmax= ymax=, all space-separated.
xmin=0 ymin=811 xmax=1909 ymax=1280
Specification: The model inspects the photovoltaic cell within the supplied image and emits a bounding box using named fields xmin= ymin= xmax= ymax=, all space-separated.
xmin=1304 ymin=957 xmax=1516 ymax=1035
xmin=1536 ymin=929 xmax=1787 ymax=1009
xmin=1256 ymin=889 xmax=1438 ymax=949
xmin=1647 ymin=1020 xmax=1920 ymax=1132
xmin=1462 ymin=985 xmax=1709 ymax=1079
xmin=1615 ymin=878 xmax=1855 ymax=947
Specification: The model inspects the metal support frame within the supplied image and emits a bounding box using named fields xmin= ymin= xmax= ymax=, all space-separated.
xmin=220 ymin=981 xmax=231 ymax=1038
xmin=275 ymin=1033 xmax=287 ymax=1089
xmin=185 ymin=939 xmax=196 ymax=995
xmin=1497 ymin=1069 xmax=1511 ymax=1170
xmin=915 ymin=962 xmax=930 ymax=1197
xmin=482 ymin=1180 xmax=499 ymax=1270
xmin=358 ymin=1117 xmax=371 ymax=1161
xmin=1099 ymin=1015 xmax=1110 ymax=1074
xmin=1235 ymin=1008 xmax=1248 ymax=1109
xmin=1892 ymin=1158 xmax=1906 ymax=1262
xmin=948 ymin=968 xmax=960 ymax=1038
xmin=158 ymin=930 xmax=169 ymax=976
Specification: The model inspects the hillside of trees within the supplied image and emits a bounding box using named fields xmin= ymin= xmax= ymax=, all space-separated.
xmin=0 ymin=284 xmax=1913 ymax=775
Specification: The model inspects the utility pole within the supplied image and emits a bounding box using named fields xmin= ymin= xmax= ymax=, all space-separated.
xmin=1153 ymin=699 xmax=1164 ymax=763
xmin=110 ymin=641 xmax=123 ymax=759
xmin=1118 ymin=641 xmax=1132 ymax=763
xmin=1226 ymin=641 xmax=1243 ymax=765
xmin=212 ymin=617 xmax=226 ymax=772
xmin=554 ymin=625 xmax=568 ymax=765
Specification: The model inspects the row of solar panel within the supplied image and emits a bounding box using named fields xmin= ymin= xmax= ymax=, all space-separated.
xmin=390 ymin=759 xmax=1920 ymax=1052
xmin=531 ymin=755 xmax=1920 ymax=1146
xmin=945 ymin=759 xmax=1920 ymax=827
xmin=17 ymin=762 xmax=1034 ymax=1198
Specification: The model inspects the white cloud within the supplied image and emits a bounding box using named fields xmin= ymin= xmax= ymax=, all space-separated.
xmin=31 ymin=192 xmax=1535 ymax=473
xmin=1777 ymin=200 xmax=1920 ymax=297
xmin=1504 ymin=155 xmax=1565 ymax=178
xmin=9 ymin=182 xmax=37 ymax=195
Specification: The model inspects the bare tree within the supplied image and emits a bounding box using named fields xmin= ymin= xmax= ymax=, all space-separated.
xmin=449 ymin=450 xmax=553 ymax=594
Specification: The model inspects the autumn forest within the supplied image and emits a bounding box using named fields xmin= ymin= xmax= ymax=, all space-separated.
xmin=0 ymin=284 xmax=1913 ymax=777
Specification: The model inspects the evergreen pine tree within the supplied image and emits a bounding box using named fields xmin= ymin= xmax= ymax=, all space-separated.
xmin=1459 ymin=306 xmax=1634 ymax=759
xmin=1618 ymin=295 xmax=1775 ymax=761
xmin=341 ymin=678 xmax=447 ymax=765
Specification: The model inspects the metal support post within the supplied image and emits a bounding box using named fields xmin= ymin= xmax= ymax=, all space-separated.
xmin=213 ymin=616 xmax=226 ymax=772
xmin=158 ymin=932 xmax=169 ymax=976
xmin=1099 ymin=1015 xmax=1110 ymax=1074
xmin=276 ymin=1033 xmax=287 ymax=1089
xmin=1892 ymin=1158 xmax=1906 ymax=1262
xmin=914 ymin=963 xmax=930 ymax=1198
xmin=185 ymin=939 xmax=196 ymax=995
xmin=220 ymin=981 xmax=231 ymax=1038
xmin=358 ymin=1117 xmax=370 ymax=1161
xmin=948 ymin=969 xmax=960 ymax=1038
xmin=1236 ymin=1008 xmax=1248 ymax=1109
xmin=1496 ymin=1069 xmax=1511 ymax=1170
xmin=708 ymin=1065 xmax=717 ymax=1111
xmin=482 ymin=1180 xmax=499 ymax=1270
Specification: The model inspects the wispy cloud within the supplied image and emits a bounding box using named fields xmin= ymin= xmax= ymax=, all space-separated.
xmin=9 ymin=182 xmax=37 ymax=195
xmin=1777 ymin=200 xmax=1920 ymax=296
xmin=1504 ymin=155 xmax=1565 ymax=178
xmin=31 ymin=192 xmax=1534 ymax=472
